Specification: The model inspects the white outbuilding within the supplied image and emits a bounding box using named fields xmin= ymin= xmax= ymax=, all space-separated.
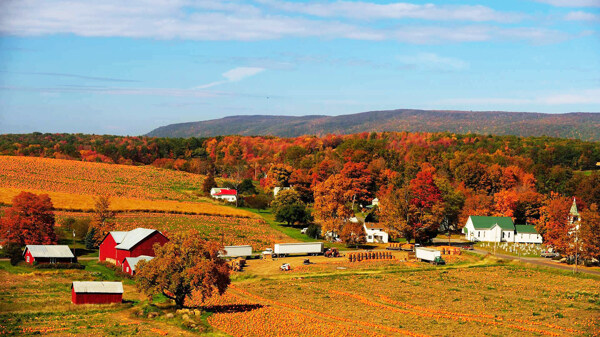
xmin=363 ymin=223 xmax=389 ymax=243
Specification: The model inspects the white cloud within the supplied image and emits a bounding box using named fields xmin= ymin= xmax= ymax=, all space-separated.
xmin=195 ymin=67 xmax=265 ymax=89
xmin=534 ymin=0 xmax=600 ymax=7
xmin=565 ymin=11 xmax=600 ymax=21
xmin=258 ymin=0 xmax=523 ymax=22
xmin=0 ymin=0 xmax=570 ymax=44
xmin=398 ymin=53 xmax=468 ymax=70
xmin=222 ymin=67 xmax=265 ymax=82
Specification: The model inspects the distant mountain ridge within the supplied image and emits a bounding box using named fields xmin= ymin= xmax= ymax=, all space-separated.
xmin=146 ymin=109 xmax=600 ymax=141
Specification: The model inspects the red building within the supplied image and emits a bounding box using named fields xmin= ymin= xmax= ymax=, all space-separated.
xmin=122 ymin=255 xmax=154 ymax=276
xmin=23 ymin=245 xmax=75 ymax=265
xmin=71 ymin=281 xmax=123 ymax=304
xmin=99 ymin=228 xmax=168 ymax=266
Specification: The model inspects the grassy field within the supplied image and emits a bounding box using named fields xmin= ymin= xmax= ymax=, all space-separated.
xmin=0 ymin=156 xmax=256 ymax=218
xmin=55 ymin=210 xmax=292 ymax=251
xmin=2 ymin=252 xmax=598 ymax=336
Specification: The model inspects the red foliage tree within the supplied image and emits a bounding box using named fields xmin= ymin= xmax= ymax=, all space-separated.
xmin=0 ymin=192 xmax=57 ymax=246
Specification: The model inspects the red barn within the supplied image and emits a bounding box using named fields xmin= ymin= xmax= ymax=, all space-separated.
xmin=122 ymin=255 xmax=154 ymax=276
xmin=99 ymin=228 xmax=168 ymax=266
xmin=23 ymin=245 xmax=75 ymax=265
xmin=71 ymin=281 xmax=123 ymax=304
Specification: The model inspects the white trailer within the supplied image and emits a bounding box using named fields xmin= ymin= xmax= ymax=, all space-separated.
xmin=415 ymin=247 xmax=445 ymax=265
xmin=222 ymin=245 xmax=253 ymax=257
xmin=272 ymin=242 xmax=324 ymax=257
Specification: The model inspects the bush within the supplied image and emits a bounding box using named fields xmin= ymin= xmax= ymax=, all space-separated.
xmin=243 ymin=194 xmax=272 ymax=210
xmin=35 ymin=262 xmax=84 ymax=269
xmin=2 ymin=243 xmax=24 ymax=266
xmin=306 ymin=224 xmax=321 ymax=239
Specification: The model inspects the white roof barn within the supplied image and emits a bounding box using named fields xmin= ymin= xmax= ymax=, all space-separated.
xmin=24 ymin=245 xmax=75 ymax=258
xmin=114 ymin=228 xmax=159 ymax=250
xmin=72 ymin=281 xmax=123 ymax=294
xmin=123 ymin=255 xmax=154 ymax=273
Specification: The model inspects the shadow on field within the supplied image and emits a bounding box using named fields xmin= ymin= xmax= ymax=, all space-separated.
xmin=203 ymin=304 xmax=263 ymax=313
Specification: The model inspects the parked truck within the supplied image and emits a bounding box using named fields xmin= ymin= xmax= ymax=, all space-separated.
xmin=415 ymin=247 xmax=445 ymax=265
xmin=221 ymin=245 xmax=253 ymax=258
xmin=263 ymin=242 xmax=324 ymax=258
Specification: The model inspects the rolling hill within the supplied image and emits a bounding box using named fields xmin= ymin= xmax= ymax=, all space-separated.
xmin=146 ymin=109 xmax=600 ymax=141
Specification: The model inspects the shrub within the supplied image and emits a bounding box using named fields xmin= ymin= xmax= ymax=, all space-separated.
xmin=35 ymin=262 xmax=84 ymax=269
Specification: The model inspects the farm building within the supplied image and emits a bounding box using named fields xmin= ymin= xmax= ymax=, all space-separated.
xmin=122 ymin=255 xmax=153 ymax=276
xmin=364 ymin=223 xmax=389 ymax=243
xmin=71 ymin=281 xmax=123 ymax=304
xmin=463 ymin=216 xmax=543 ymax=244
xmin=210 ymin=188 xmax=237 ymax=202
xmin=23 ymin=245 xmax=75 ymax=265
xmin=273 ymin=186 xmax=290 ymax=197
xmin=99 ymin=228 xmax=168 ymax=266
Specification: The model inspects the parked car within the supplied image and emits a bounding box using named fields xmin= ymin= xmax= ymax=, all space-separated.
xmin=280 ymin=263 xmax=291 ymax=271
xmin=301 ymin=227 xmax=308 ymax=234
xmin=541 ymin=251 xmax=560 ymax=258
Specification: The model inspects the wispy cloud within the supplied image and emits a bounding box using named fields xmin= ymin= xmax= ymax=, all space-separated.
xmin=0 ymin=70 xmax=139 ymax=82
xmin=0 ymin=85 xmax=222 ymax=98
xmin=534 ymin=0 xmax=600 ymax=7
xmin=195 ymin=67 xmax=265 ymax=89
xmin=398 ymin=53 xmax=468 ymax=71
xmin=565 ymin=11 xmax=600 ymax=21
xmin=258 ymin=0 xmax=524 ymax=23
xmin=0 ymin=1 xmax=571 ymax=44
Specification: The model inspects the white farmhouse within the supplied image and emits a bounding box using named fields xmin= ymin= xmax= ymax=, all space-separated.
xmin=273 ymin=187 xmax=290 ymax=197
xmin=210 ymin=188 xmax=237 ymax=202
xmin=363 ymin=223 xmax=389 ymax=244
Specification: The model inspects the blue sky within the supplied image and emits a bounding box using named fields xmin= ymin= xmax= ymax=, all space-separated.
xmin=0 ymin=0 xmax=599 ymax=135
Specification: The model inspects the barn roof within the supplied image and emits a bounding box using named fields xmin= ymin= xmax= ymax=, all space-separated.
xmin=213 ymin=189 xmax=237 ymax=196
xmin=469 ymin=216 xmax=515 ymax=230
xmin=72 ymin=281 xmax=123 ymax=294
xmin=110 ymin=231 xmax=129 ymax=244
xmin=124 ymin=255 xmax=154 ymax=272
xmin=115 ymin=228 xmax=160 ymax=250
xmin=24 ymin=245 xmax=74 ymax=258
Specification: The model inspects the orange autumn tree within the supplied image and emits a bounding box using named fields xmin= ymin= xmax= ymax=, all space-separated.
xmin=579 ymin=204 xmax=600 ymax=261
xmin=0 ymin=191 xmax=57 ymax=246
xmin=136 ymin=231 xmax=230 ymax=308
xmin=537 ymin=192 xmax=572 ymax=253
xmin=339 ymin=221 xmax=366 ymax=247
xmin=313 ymin=174 xmax=354 ymax=239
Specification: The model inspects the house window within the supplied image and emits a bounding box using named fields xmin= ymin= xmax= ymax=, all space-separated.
xmin=502 ymin=232 xmax=505 ymax=238
xmin=26 ymin=256 xmax=30 ymax=263
xmin=126 ymin=267 xmax=130 ymax=272
xmin=368 ymin=235 xmax=372 ymax=239
xmin=508 ymin=232 xmax=510 ymax=238
xmin=478 ymin=231 xmax=480 ymax=238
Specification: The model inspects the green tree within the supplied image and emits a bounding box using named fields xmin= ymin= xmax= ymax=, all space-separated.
xmin=202 ymin=171 xmax=217 ymax=195
xmin=275 ymin=204 xmax=313 ymax=226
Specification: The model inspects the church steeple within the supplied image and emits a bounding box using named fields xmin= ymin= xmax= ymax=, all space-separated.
xmin=569 ymin=198 xmax=580 ymax=224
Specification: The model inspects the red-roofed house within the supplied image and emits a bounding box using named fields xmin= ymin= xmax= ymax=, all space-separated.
xmin=99 ymin=228 xmax=168 ymax=266
xmin=210 ymin=188 xmax=237 ymax=202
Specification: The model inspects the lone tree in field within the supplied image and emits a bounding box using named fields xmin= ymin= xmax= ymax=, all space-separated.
xmin=0 ymin=191 xmax=57 ymax=246
xmin=91 ymin=195 xmax=115 ymax=243
xmin=136 ymin=231 xmax=230 ymax=308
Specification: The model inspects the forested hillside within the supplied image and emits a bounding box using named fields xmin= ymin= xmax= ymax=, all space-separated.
xmin=146 ymin=110 xmax=600 ymax=141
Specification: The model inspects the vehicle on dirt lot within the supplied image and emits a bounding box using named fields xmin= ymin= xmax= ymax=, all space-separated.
xmin=415 ymin=247 xmax=446 ymax=265
xmin=541 ymin=251 xmax=560 ymax=258
xmin=324 ymin=248 xmax=341 ymax=258
xmin=280 ymin=263 xmax=291 ymax=271
xmin=264 ymin=242 xmax=324 ymax=258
